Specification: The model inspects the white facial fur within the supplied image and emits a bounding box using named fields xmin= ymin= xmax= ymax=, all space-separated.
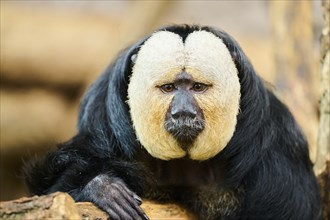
xmin=127 ymin=30 xmax=240 ymax=160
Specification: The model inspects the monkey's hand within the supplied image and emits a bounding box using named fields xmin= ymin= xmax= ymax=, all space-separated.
xmin=80 ymin=174 xmax=149 ymax=220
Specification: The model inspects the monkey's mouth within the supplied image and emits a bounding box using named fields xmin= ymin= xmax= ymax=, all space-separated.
xmin=164 ymin=117 xmax=205 ymax=146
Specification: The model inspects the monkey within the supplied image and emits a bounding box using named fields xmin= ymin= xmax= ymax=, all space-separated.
xmin=23 ymin=24 xmax=321 ymax=220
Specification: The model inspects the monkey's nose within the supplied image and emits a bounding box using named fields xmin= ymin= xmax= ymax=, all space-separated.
xmin=170 ymin=91 xmax=198 ymax=119
xmin=171 ymin=108 xmax=197 ymax=119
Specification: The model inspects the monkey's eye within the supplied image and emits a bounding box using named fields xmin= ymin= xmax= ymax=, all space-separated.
xmin=192 ymin=83 xmax=208 ymax=93
xmin=160 ymin=84 xmax=176 ymax=93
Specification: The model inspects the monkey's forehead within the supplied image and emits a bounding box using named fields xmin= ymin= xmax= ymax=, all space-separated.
xmin=132 ymin=30 xmax=237 ymax=83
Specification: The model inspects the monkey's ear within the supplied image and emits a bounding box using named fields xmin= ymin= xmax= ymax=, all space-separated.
xmin=77 ymin=40 xmax=145 ymax=157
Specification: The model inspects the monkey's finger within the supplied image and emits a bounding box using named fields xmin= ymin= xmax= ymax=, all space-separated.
xmin=108 ymin=202 xmax=136 ymax=220
xmin=109 ymin=191 xmax=146 ymax=220
xmin=115 ymin=181 xmax=141 ymax=200
xmin=103 ymin=207 xmax=121 ymax=220
xmin=122 ymin=197 xmax=148 ymax=220
xmin=115 ymin=197 xmax=148 ymax=220
xmin=112 ymin=184 xmax=148 ymax=219
xmin=115 ymin=182 xmax=143 ymax=205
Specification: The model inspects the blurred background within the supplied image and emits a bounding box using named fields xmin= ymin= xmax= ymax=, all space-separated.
xmin=0 ymin=1 xmax=324 ymax=201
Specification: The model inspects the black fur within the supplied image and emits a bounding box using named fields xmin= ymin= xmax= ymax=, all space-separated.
xmin=23 ymin=25 xmax=321 ymax=220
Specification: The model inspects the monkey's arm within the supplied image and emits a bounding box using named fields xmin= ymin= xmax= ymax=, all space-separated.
xmin=23 ymin=135 xmax=149 ymax=220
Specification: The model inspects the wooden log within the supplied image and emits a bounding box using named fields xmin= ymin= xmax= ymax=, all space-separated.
xmin=77 ymin=201 xmax=195 ymax=220
xmin=317 ymin=162 xmax=330 ymax=220
xmin=0 ymin=192 xmax=195 ymax=220
xmin=315 ymin=0 xmax=330 ymax=219
xmin=0 ymin=192 xmax=81 ymax=220
xmin=315 ymin=0 xmax=330 ymax=176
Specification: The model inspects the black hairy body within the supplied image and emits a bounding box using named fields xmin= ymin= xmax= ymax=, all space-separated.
xmin=24 ymin=25 xmax=321 ymax=220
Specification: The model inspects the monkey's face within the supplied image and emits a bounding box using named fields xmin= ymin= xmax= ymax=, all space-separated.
xmin=127 ymin=30 xmax=240 ymax=161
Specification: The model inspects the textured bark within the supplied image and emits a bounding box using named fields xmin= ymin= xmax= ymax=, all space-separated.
xmin=0 ymin=193 xmax=195 ymax=220
xmin=316 ymin=0 xmax=330 ymax=219
xmin=0 ymin=192 xmax=81 ymax=220
xmin=317 ymin=162 xmax=330 ymax=220
xmin=77 ymin=201 xmax=195 ymax=220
